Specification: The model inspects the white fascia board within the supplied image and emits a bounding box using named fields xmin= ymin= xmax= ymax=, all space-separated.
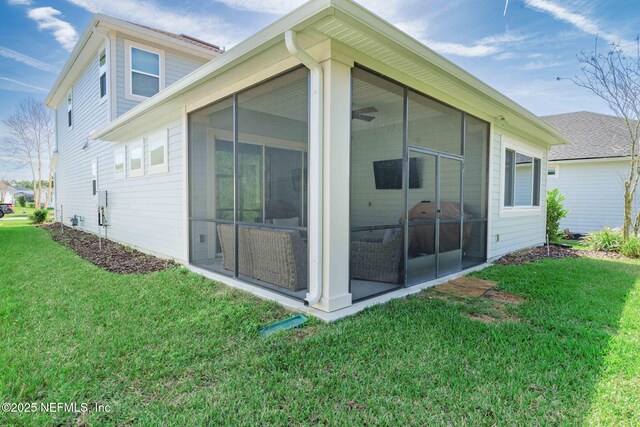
xmin=90 ymin=0 xmax=568 ymax=147
xmin=46 ymin=13 xmax=221 ymax=108
xmin=90 ymin=0 xmax=335 ymax=140
xmin=45 ymin=15 xmax=101 ymax=108
xmin=330 ymin=0 xmax=568 ymax=147
xmin=95 ymin=14 xmax=220 ymax=59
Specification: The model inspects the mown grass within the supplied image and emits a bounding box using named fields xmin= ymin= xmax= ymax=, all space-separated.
xmin=1 ymin=221 xmax=638 ymax=426
xmin=2 ymin=206 xmax=53 ymax=220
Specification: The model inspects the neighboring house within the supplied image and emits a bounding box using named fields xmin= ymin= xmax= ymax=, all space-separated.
xmin=543 ymin=111 xmax=638 ymax=234
xmin=0 ymin=182 xmax=14 ymax=203
xmin=47 ymin=0 xmax=567 ymax=318
xmin=13 ymin=186 xmax=34 ymax=203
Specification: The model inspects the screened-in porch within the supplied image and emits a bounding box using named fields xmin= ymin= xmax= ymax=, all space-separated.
xmin=349 ymin=67 xmax=489 ymax=301
xmin=189 ymin=68 xmax=310 ymax=300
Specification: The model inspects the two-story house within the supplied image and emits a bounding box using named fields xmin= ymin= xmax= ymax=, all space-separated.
xmin=46 ymin=14 xmax=222 ymax=258
xmin=46 ymin=0 xmax=567 ymax=320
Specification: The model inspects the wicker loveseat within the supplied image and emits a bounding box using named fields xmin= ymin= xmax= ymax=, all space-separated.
xmin=217 ymin=224 xmax=307 ymax=291
xmin=350 ymin=231 xmax=403 ymax=284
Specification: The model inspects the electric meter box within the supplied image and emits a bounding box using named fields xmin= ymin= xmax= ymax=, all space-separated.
xmin=98 ymin=190 xmax=108 ymax=207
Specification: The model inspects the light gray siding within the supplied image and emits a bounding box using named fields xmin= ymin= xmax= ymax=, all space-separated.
xmin=96 ymin=121 xmax=185 ymax=260
xmin=56 ymin=33 xmax=196 ymax=261
xmin=548 ymin=159 xmax=638 ymax=234
xmin=115 ymin=34 xmax=208 ymax=117
xmin=55 ymin=46 xmax=110 ymax=235
xmin=488 ymin=133 xmax=548 ymax=258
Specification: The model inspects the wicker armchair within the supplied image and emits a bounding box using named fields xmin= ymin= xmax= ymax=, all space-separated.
xmin=216 ymin=224 xmax=253 ymax=277
xmin=249 ymin=228 xmax=307 ymax=291
xmin=350 ymin=231 xmax=403 ymax=284
xmin=216 ymin=224 xmax=307 ymax=292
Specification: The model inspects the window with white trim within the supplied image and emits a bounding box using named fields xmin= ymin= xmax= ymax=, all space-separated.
xmin=147 ymin=130 xmax=168 ymax=174
xmin=99 ymin=48 xmax=107 ymax=102
xmin=128 ymin=141 xmax=144 ymax=177
xmin=67 ymin=91 xmax=73 ymax=127
xmin=504 ymin=148 xmax=541 ymax=207
xmin=548 ymin=165 xmax=558 ymax=177
xmin=125 ymin=41 xmax=164 ymax=100
xmin=114 ymin=147 xmax=125 ymax=179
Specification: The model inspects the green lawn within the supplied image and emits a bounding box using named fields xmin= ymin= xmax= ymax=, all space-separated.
xmin=2 ymin=206 xmax=53 ymax=220
xmin=1 ymin=221 xmax=638 ymax=426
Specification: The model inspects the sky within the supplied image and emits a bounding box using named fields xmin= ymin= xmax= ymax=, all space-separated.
xmin=0 ymin=0 xmax=638 ymax=180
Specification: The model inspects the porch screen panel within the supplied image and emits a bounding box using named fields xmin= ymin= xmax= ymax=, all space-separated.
xmin=350 ymin=67 xmax=405 ymax=301
xmin=236 ymin=67 xmax=309 ymax=298
xmin=407 ymin=90 xmax=463 ymax=156
xmin=462 ymin=115 xmax=489 ymax=266
xmin=189 ymin=97 xmax=234 ymax=276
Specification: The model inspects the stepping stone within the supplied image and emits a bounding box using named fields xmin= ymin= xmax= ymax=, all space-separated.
xmin=435 ymin=276 xmax=498 ymax=298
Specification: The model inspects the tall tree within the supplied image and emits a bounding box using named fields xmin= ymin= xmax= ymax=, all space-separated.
xmin=1 ymin=98 xmax=55 ymax=209
xmin=569 ymin=39 xmax=640 ymax=239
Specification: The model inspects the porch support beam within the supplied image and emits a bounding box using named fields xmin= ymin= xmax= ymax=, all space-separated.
xmin=317 ymin=55 xmax=353 ymax=311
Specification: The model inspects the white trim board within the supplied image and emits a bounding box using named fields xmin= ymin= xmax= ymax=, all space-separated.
xmin=188 ymin=262 xmax=492 ymax=322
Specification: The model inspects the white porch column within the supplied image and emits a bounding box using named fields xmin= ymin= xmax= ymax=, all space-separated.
xmin=314 ymin=57 xmax=353 ymax=312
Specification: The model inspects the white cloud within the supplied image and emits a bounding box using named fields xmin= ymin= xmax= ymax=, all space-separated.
xmin=8 ymin=0 xmax=33 ymax=5
xmin=0 ymin=46 xmax=59 ymax=73
xmin=213 ymin=0 xmax=305 ymax=15
xmin=27 ymin=7 xmax=78 ymax=51
xmin=213 ymin=0 xmax=413 ymax=19
xmin=0 ymin=76 xmax=49 ymax=93
xmin=518 ymin=60 xmax=568 ymax=70
xmin=524 ymin=0 xmax=626 ymax=46
xmin=493 ymin=52 xmax=518 ymax=61
xmin=425 ymin=41 xmax=499 ymax=57
xmin=66 ymin=0 xmax=243 ymax=49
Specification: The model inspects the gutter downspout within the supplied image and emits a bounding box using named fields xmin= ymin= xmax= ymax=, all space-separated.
xmin=285 ymin=30 xmax=323 ymax=307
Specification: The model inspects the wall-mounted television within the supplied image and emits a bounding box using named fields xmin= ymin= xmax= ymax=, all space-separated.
xmin=373 ymin=158 xmax=420 ymax=189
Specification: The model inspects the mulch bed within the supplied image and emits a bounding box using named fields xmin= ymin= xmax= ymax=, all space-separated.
xmin=495 ymin=244 xmax=627 ymax=266
xmin=41 ymin=222 xmax=176 ymax=274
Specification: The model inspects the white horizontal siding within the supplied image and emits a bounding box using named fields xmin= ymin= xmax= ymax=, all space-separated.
xmin=58 ymin=114 xmax=186 ymax=260
xmin=55 ymin=46 xmax=110 ymax=237
xmin=95 ymin=120 xmax=185 ymax=260
xmin=115 ymin=34 xmax=208 ymax=117
xmin=548 ymin=159 xmax=639 ymax=233
xmin=488 ymin=132 xmax=547 ymax=258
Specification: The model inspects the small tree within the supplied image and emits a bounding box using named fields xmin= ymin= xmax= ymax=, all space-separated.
xmin=547 ymin=189 xmax=569 ymax=242
xmin=568 ymin=39 xmax=640 ymax=240
xmin=1 ymin=98 xmax=55 ymax=213
xmin=17 ymin=195 xmax=26 ymax=213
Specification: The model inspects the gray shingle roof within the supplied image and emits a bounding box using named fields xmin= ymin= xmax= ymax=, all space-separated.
xmin=542 ymin=111 xmax=635 ymax=161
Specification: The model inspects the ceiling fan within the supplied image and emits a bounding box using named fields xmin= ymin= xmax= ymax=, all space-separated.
xmin=352 ymin=106 xmax=378 ymax=122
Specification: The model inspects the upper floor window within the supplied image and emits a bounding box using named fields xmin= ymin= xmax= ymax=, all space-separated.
xmin=67 ymin=91 xmax=73 ymax=128
xmin=504 ymin=148 xmax=541 ymax=207
xmin=125 ymin=41 xmax=164 ymax=101
xmin=99 ymin=48 xmax=107 ymax=101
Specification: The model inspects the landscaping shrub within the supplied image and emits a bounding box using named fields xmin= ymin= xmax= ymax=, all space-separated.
xmin=17 ymin=195 xmax=26 ymax=208
xmin=582 ymin=227 xmax=623 ymax=252
xmin=30 ymin=209 xmax=48 ymax=224
xmin=621 ymin=237 xmax=640 ymax=258
xmin=546 ymin=189 xmax=569 ymax=242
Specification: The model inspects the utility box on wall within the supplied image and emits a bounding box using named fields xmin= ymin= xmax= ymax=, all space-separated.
xmin=98 ymin=190 xmax=108 ymax=208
